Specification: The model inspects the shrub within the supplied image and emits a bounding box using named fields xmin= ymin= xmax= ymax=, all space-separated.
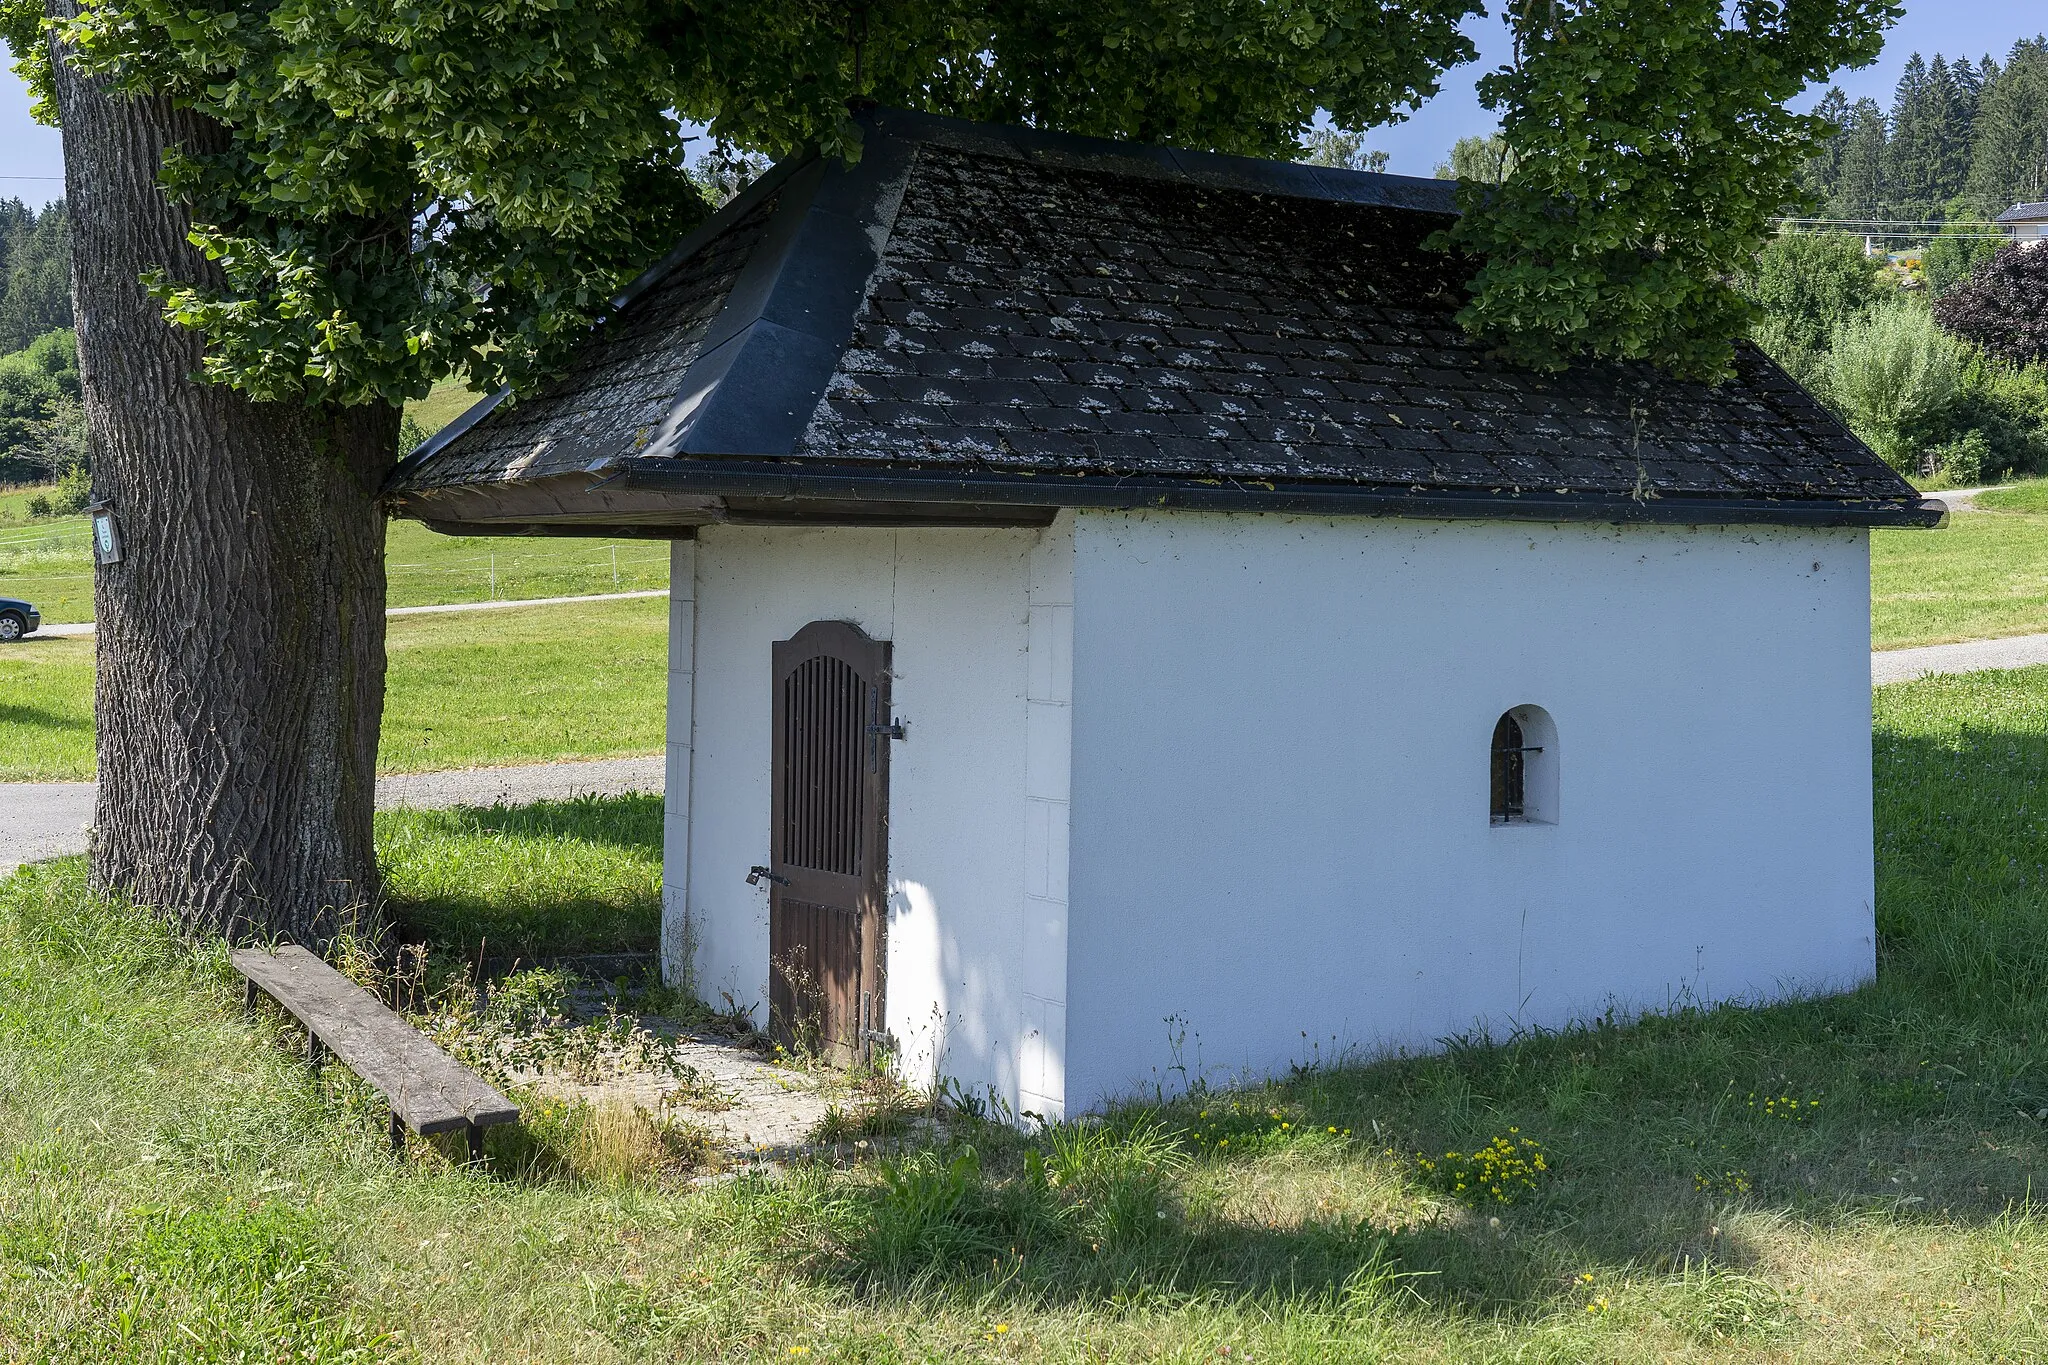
xmin=1931 ymin=429 xmax=1992 ymax=484
xmin=51 ymin=463 xmax=89 ymax=514
xmin=1746 ymin=232 xmax=1889 ymax=374
xmin=1942 ymin=354 xmax=2048 ymax=478
xmin=1824 ymin=305 xmax=1964 ymax=470
xmin=1924 ymin=227 xmax=2002 ymax=297
xmin=1933 ymin=242 xmax=2048 ymax=368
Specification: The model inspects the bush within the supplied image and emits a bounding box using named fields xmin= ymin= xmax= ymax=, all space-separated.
xmin=51 ymin=464 xmax=89 ymax=514
xmin=1924 ymin=227 xmax=2002 ymax=297
xmin=1942 ymin=354 xmax=2048 ymax=478
xmin=1933 ymin=242 xmax=2048 ymax=368
xmin=1824 ymin=305 xmax=1964 ymax=470
xmin=1746 ymin=232 xmax=1889 ymax=375
xmin=1931 ymin=429 xmax=1991 ymax=484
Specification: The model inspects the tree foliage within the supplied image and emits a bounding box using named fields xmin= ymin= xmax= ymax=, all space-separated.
xmin=1934 ymin=243 xmax=2048 ymax=367
xmin=1802 ymin=37 xmax=2048 ymax=223
xmin=1298 ymin=128 xmax=1390 ymax=173
xmin=3 ymin=0 xmax=1480 ymax=410
xmin=1825 ymin=304 xmax=1962 ymax=469
xmin=1445 ymin=0 xmax=1898 ymax=379
xmin=1433 ymin=132 xmax=1515 ymax=183
xmin=0 ymin=327 xmax=80 ymax=478
xmin=1962 ymin=38 xmax=2048 ymax=216
xmin=1744 ymin=230 xmax=1887 ymax=376
xmin=0 ymin=198 xmax=70 ymax=353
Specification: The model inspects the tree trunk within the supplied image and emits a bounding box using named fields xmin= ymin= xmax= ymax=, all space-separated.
xmin=50 ymin=11 xmax=396 ymax=944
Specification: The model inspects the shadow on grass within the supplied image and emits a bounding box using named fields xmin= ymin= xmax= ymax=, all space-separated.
xmin=0 ymin=700 xmax=88 ymax=731
xmin=415 ymin=793 xmax=665 ymax=854
xmin=376 ymin=793 xmax=663 ymax=960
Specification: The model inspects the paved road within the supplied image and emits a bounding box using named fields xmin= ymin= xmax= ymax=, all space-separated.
xmin=1873 ymin=633 xmax=2048 ymax=686
xmin=1931 ymin=484 xmax=2012 ymax=512
xmin=28 ymin=588 xmax=669 ymax=639
xmin=0 ymin=754 xmax=664 ymax=877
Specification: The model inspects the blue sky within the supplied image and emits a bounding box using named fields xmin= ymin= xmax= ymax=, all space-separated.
xmin=0 ymin=1 xmax=2039 ymax=206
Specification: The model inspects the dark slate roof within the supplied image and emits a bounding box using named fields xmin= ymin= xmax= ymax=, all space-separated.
xmin=1996 ymin=201 xmax=2048 ymax=223
xmin=386 ymin=108 xmax=1940 ymax=533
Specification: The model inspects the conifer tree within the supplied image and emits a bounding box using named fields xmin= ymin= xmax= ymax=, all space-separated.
xmin=1803 ymin=87 xmax=1852 ymax=209
xmin=1924 ymin=57 xmax=1977 ymax=210
xmin=1832 ymin=97 xmax=1891 ymax=219
xmin=1886 ymin=54 xmax=1932 ymax=220
xmin=1964 ymin=38 xmax=2048 ymax=216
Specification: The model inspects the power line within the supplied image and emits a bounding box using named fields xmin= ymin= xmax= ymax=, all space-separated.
xmin=1770 ymin=217 xmax=2005 ymax=229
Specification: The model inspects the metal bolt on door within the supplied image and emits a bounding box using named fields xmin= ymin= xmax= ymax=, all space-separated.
xmin=768 ymin=621 xmax=891 ymax=1066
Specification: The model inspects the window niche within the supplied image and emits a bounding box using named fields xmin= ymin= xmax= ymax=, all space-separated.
xmin=1490 ymin=705 xmax=1558 ymax=825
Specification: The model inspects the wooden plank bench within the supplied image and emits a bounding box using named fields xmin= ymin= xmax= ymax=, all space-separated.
xmin=232 ymin=945 xmax=519 ymax=1160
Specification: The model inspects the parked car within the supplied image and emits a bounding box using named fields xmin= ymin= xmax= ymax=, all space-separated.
xmin=0 ymin=597 xmax=40 ymax=642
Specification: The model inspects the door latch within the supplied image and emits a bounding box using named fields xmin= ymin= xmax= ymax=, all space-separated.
xmin=866 ymin=719 xmax=907 ymax=740
xmin=746 ymin=865 xmax=790 ymax=887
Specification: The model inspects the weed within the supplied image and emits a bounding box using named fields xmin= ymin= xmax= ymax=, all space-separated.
xmin=1412 ymin=1129 xmax=1549 ymax=1205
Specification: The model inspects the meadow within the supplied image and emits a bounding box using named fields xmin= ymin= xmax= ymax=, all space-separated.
xmin=0 ymin=597 xmax=668 ymax=782
xmin=1871 ymin=481 xmax=2048 ymax=647
xmin=3 ymin=664 xmax=2048 ymax=1361
xmin=0 ymin=512 xmax=669 ymax=626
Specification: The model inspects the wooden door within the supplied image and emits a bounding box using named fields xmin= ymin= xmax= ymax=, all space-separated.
xmin=769 ymin=621 xmax=890 ymax=1065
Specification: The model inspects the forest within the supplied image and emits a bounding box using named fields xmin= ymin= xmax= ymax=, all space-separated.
xmin=0 ymin=198 xmax=80 ymax=503
xmin=1803 ymin=38 xmax=2048 ymax=222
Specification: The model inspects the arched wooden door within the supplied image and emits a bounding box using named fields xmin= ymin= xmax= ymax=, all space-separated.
xmin=769 ymin=621 xmax=890 ymax=1065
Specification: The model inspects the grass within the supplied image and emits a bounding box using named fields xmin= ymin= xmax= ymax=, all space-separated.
xmin=383 ymin=519 xmax=668 ymax=610
xmin=0 ymin=597 xmax=667 ymax=781
xmin=405 ymin=375 xmax=487 ymax=436
xmin=1972 ymin=478 xmax=2048 ymax=513
xmin=0 ymin=482 xmax=64 ymax=525
xmin=377 ymin=794 xmax=663 ymax=960
xmin=1872 ymin=505 xmax=2048 ymax=648
xmin=0 ymin=516 xmax=667 ymax=627
xmin=379 ymin=596 xmax=666 ymax=774
xmin=7 ymin=668 xmax=2048 ymax=1359
xmin=0 ymin=633 xmax=93 ymax=780
xmin=0 ymin=512 xmax=91 ymax=623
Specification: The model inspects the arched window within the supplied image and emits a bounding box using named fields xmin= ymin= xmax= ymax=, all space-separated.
xmin=1490 ymin=706 xmax=1558 ymax=825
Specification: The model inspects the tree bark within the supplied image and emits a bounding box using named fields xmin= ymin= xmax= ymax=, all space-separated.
xmin=50 ymin=9 xmax=396 ymax=943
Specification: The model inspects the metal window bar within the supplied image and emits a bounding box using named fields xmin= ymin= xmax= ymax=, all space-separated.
xmin=1491 ymin=713 xmax=1544 ymax=824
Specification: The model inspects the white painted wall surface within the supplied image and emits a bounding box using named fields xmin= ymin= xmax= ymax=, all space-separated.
xmin=675 ymin=520 xmax=1073 ymax=1117
xmin=661 ymin=538 xmax=697 ymax=985
xmin=1062 ymin=511 xmax=1875 ymax=1111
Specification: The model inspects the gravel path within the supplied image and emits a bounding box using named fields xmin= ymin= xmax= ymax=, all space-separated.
xmin=1872 ymin=633 xmax=2048 ymax=686
xmin=1928 ymin=484 xmax=2012 ymax=512
xmin=0 ymin=754 xmax=664 ymax=876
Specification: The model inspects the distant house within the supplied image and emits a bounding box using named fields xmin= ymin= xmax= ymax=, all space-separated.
xmin=1996 ymin=201 xmax=2048 ymax=246
xmin=387 ymin=109 xmax=1943 ymax=1121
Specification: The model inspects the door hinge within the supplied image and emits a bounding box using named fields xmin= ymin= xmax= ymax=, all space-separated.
xmin=746 ymin=865 xmax=789 ymax=887
xmin=867 ymin=718 xmax=907 ymax=740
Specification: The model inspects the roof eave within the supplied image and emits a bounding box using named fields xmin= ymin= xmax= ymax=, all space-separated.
xmin=615 ymin=457 xmax=1949 ymax=530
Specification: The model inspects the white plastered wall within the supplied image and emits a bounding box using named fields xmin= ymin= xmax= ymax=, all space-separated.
xmin=668 ymin=518 xmax=1075 ymax=1118
xmin=1062 ymin=511 xmax=1876 ymax=1112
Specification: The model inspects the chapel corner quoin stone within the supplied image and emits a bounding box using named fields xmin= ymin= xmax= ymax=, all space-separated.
xmin=384 ymin=107 xmax=1943 ymax=1122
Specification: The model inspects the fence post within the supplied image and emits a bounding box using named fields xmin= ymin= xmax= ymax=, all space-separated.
xmin=611 ymin=544 xmax=619 ymax=588
xmin=489 ymin=554 xmax=496 ymax=600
